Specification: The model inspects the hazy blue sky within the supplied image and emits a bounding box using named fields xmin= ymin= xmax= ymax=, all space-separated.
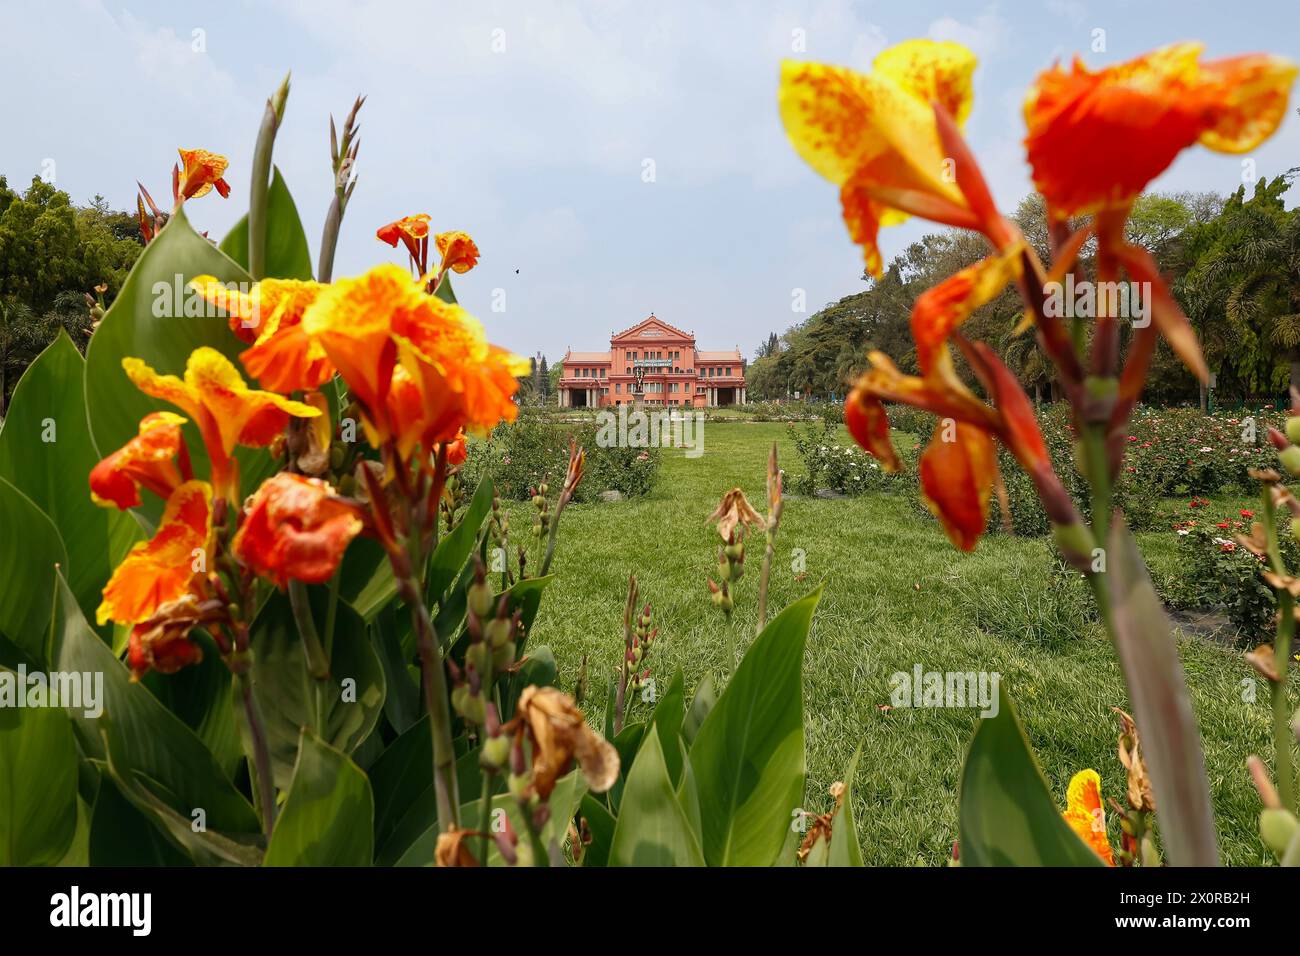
xmin=3 ymin=1 xmax=1298 ymax=362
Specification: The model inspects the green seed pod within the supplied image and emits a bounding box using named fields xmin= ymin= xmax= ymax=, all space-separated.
xmin=485 ymin=618 xmax=512 ymax=649
xmin=480 ymin=735 xmax=511 ymax=770
xmin=451 ymin=686 xmax=485 ymax=724
xmin=1280 ymin=445 xmax=1300 ymax=476
xmin=467 ymin=581 xmax=494 ymax=620
xmin=1286 ymin=416 xmax=1300 ymax=446
xmin=1260 ymin=808 xmax=1298 ymax=857
xmin=492 ymin=640 xmax=515 ymax=671
xmin=465 ymin=642 xmax=490 ymax=676
xmin=532 ymin=495 xmax=545 ymax=508
xmin=508 ymin=773 xmax=529 ymax=801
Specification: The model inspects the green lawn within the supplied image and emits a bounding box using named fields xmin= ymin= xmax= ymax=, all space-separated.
xmin=500 ymin=420 xmax=1279 ymax=866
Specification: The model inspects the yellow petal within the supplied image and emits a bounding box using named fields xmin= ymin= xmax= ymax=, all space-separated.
xmin=873 ymin=39 xmax=976 ymax=126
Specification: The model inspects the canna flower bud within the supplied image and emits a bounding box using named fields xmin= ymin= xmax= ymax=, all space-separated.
xmin=467 ymin=580 xmax=494 ymax=620
xmin=1260 ymin=808 xmax=1298 ymax=858
xmin=1287 ymin=417 xmax=1300 ymax=446
xmin=481 ymin=734 xmax=511 ymax=770
xmin=1280 ymin=445 xmax=1300 ymax=476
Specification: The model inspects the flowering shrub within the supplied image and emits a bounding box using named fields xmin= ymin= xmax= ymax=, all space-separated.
xmin=1165 ymin=524 xmax=1276 ymax=641
xmin=466 ymin=414 xmax=661 ymax=502
xmin=786 ymin=420 xmax=914 ymax=496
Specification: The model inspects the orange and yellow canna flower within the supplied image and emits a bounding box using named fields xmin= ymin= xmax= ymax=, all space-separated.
xmin=122 ymin=347 xmax=320 ymax=499
xmin=300 ymin=264 xmax=527 ymax=460
xmin=435 ymin=231 xmax=480 ymax=275
xmin=779 ymin=40 xmax=979 ymax=277
xmin=377 ymin=213 xmax=432 ymax=271
xmin=175 ymin=148 xmax=231 ymax=202
xmin=1024 ymin=44 xmax=1296 ymax=219
xmin=90 ymin=411 xmax=192 ymax=510
xmin=1062 ymin=769 xmax=1115 ymax=866
xmin=443 ymin=431 xmax=468 ymax=468
xmin=232 ymin=473 xmax=364 ymax=588
xmin=98 ymin=480 xmax=212 ymax=627
xmin=190 ymin=275 xmax=334 ymax=393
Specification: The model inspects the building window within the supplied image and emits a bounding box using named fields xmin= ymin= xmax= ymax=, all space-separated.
xmin=615 ymin=382 xmax=621 ymax=394
xmin=600 ymin=368 xmax=606 ymax=378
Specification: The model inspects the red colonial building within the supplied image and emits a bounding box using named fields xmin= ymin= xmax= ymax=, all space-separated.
xmin=558 ymin=315 xmax=746 ymax=409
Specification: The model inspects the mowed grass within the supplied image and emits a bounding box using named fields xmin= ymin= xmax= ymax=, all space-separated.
xmin=499 ymin=420 xmax=1278 ymax=866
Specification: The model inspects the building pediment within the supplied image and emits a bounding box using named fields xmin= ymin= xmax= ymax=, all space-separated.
xmin=611 ymin=314 xmax=693 ymax=343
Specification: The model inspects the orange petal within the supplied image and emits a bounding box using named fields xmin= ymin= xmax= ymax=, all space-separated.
xmin=844 ymin=388 xmax=901 ymax=471
xmin=912 ymin=249 xmax=1021 ymax=376
xmin=1198 ymin=54 xmax=1298 ymax=153
xmin=98 ymin=481 xmax=211 ymax=625
xmin=232 ymin=473 xmax=363 ymax=588
xmin=90 ymin=411 xmax=188 ymax=509
xmin=177 ymin=148 xmax=230 ymax=201
xmin=435 ymin=231 xmax=480 ymax=274
xmin=918 ymin=422 xmax=996 ymax=551
xmin=180 ymin=347 xmax=319 ymax=454
xmin=1063 ymin=769 xmax=1115 ymax=865
xmin=1025 ymin=44 xmax=1296 ymax=218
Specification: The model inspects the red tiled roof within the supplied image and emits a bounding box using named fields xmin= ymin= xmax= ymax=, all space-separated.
xmin=562 ymin=350 xmax=611 ymax=362
xmin=696 ymin=350 xmax=742 ymax=361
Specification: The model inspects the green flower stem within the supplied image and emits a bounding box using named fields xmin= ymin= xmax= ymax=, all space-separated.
xmin=234 ymin=668 xmax=276 ymax=838
xmin=249 ymin=73 xmax=290 ymax=280
xmin=289 ymin=578 xmax=331 ymax=684
xmin=756 ymin=529 xmax=775 ymax=636
xmin=476 ymin=772 xmax=495 ymax=865
xmin=405 ymin=576 xmax=459 ymax=833
xmin=318 ymin=197 xmax=342 ymax=283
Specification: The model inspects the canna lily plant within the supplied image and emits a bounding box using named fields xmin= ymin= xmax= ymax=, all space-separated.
xmin=0 ymin=71 xmax=834 ymax=870
xmin=782 ymin=39 xmax=1297 ymax=865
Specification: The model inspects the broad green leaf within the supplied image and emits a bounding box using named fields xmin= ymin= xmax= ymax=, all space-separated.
xmin=264 ymin=730 xmax=374 ymax=866
xmin=99 ymin=723 xmax=263 ymax=866
xmin=0 ymin=332 xmax=138 ymax=620
xmin=83 ymin=206 xmax=272 ymax=522
xmin=435 ymin=273 xmax=457 ymax=304
xmin=89 ymin=776 xmax=191 ymax=867
xmin=371 ymin=604 xmax=418 ymax=733
xmin=689 ymin=586 xmax=820 ymax=866
xmin=648 ymin=667 xmax=685 ymax=786
xmin=609 ymin=732 xmax=705 ymax=867
xmin=141 ymin=631 xmax=243 ymax=780
xmin=957 ymin=685 xmax=1105 ymax=867
xmin=1106 ymin=519 xmax=1219 ymax=866
xmin=427 ymin=475 xmax=494 ymax=605
xmin=513 ymin=643 xmax=557 ymax=690
xmin=219 ymin=167 xmax=314 ymax=281
xmin=827 ymin=742 xmax=865 ymax=867
xmin=339 ymin=538 xmax=396 ymax=621
xmin=579 ymin=793 xmax=617 ymax=867
xmin=0 ymin=677 xmax=78 ymax=865
xmin=54 ymin=797 xmax=91 ymax=867
xmin=50 ymin=575 xmax=260 ymax=844
xmin=607 ymin=721 xmax=645 ymax=814
xmin=370 ymin=718 xmax=485 ymax=864
xmin=235 ymin=588 xmax=385 ymax=789
xmin=0 ymin=477 xmax=65 ymax=663
xmin=682 ymin=674 xmax=715 ymax=749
